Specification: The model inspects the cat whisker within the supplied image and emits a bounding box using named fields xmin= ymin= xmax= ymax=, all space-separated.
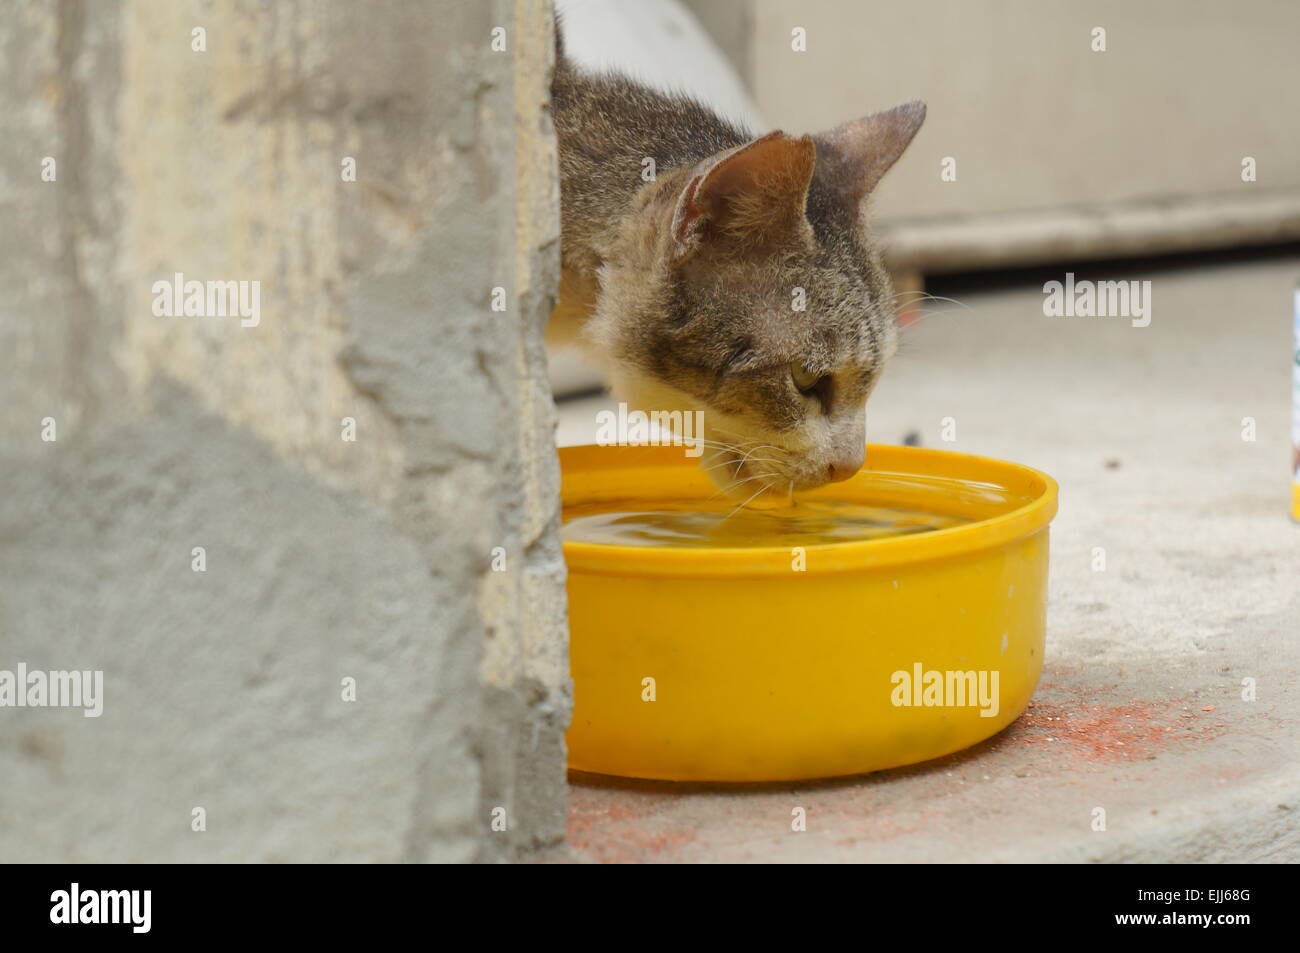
xmin=891 ymin=292 xmax=973 ymax=332
xmin=697 ymin=437 xmax=777 ymax=456
xmin=707 ymin=438 xmax=784 ymax=462
xmin=703 ymin=472 xmax=768 ymax=502
xmin=888 ymin=291 xmax=970 ymax=311
xmin=708 ymin=428 xmax=782 ymax=450
xmin=896 ymin=305 xmax=970 ymax=332
xmin=704 ymin=483 xmax=752 ymax=502
xmin=694 ymin=440 xmax=760 ymax=457
xmin=719 ymin=481 xmax=773 ymax=523
xmin=701 ymin=456 xmax=783 ymax=475
xmin=698 ymin=438 xmax=783 ymax=465
xmin=728 ymin=444 xmax=784 ymax=473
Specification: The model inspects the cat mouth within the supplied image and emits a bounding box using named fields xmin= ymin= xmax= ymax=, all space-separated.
xmin=704 ymin=444 xmax=858 ymax=505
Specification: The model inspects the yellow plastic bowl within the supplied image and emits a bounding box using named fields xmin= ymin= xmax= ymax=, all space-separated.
xmin=560 ymin=443 xmax=1059 ymax=782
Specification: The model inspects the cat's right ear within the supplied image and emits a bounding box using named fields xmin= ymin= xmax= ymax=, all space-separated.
xmin=669 ymin=131 xmax=816 ymax=261
xmin=813 ymin=101 xmax=926 ymax=212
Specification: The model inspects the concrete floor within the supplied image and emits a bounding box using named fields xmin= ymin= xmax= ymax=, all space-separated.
xmin=548 ymin=250 xmax=1300 ymax=862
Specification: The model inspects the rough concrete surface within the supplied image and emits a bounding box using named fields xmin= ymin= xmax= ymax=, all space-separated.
xmin=1 ymin=0 xmax=569 ymax=863
xmin=550 ymin=250 xmax=1300 ymax=862
xmin=2 ymin=389 xmax=470 ymax=862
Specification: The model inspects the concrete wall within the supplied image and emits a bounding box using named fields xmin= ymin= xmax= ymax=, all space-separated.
xmin=0 ymin=0 xmax=569 ymax=863
xmin=741 ymin=0 xmax=1300 ymax=221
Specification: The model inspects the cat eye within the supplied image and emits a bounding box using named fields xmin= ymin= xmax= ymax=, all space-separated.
xmin=791 ymin=362 xmax=823 ymax=394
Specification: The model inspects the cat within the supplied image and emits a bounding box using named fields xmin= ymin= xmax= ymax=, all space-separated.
xmin=551 ymin=30 xmax=924 ymax=504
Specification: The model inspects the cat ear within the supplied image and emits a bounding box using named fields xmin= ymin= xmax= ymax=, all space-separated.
xmin=670 ymin=131 xmax=816 ymax=260
xmin=813 ymin=101 xmax=925 ymax=210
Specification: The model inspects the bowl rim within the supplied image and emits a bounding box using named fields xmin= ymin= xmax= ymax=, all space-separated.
xmin=558 ymin=443 xmax=1058 ymax=577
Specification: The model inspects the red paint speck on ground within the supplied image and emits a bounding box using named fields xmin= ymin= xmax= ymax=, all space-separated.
xmin=1011 ymin=698 xmax=1222 ymax=762
xmin=566 ymin=792 xmax=697 ymax=862
xmin=566 ymin=818 xmax=696 ymax=863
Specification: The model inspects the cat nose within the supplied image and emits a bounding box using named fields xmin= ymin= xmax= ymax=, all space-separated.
xmin=825 ymin=447 xmax=865 ymax=483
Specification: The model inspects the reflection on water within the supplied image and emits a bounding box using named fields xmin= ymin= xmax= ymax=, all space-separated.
xmin=562 ymin=499 xmax=965 ymax=548
xmin=561 ymin=471 xmax=1029 ymax=549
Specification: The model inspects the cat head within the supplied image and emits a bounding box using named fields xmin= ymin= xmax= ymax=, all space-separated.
xmin=586 ymin=102 xmax=926 ymax=502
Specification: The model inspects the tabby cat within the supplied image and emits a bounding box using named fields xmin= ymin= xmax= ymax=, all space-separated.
xmin=551 ymin=32 xmax=924 ymax=502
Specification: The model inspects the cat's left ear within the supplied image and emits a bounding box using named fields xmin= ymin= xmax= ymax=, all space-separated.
xmin=670 ymin=131 xmax=816 ymax=261
xmin=813 ymin=101 xmax=926 ymax=210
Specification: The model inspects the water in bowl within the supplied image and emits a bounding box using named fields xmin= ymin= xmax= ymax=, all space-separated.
xmin=562 ymin=498 xmax=969 ymax=548
xmin=560 ymin=471 xmax=1034 ymax=549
